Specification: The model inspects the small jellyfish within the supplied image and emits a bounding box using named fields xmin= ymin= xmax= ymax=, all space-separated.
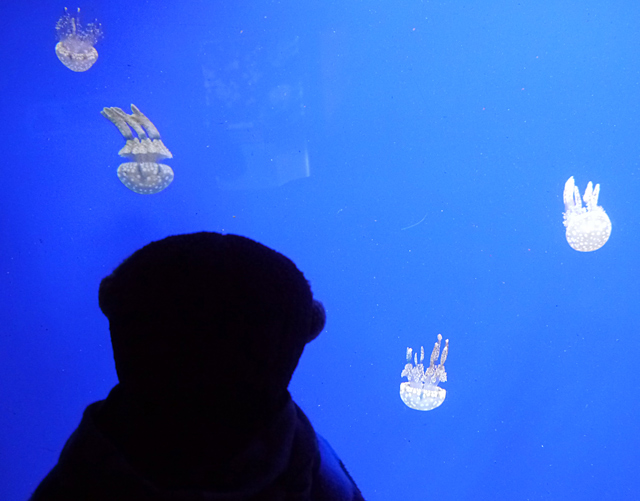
xmin=101 ymin=105 xmax=174 ymax=195
xmin=563 ymin=176 xmax=612 ymax=252
xmin=400 ymin=334 xmax=449 ymax=411
xmin=55 ymin=8 xmax=102 ymax=72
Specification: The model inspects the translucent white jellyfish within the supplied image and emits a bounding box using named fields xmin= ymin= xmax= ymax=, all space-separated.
xmin=400 ymin=334 xmax=449 ymax=411
xmin=563 ymin=176 xmax=612 ymax=252
xmin=101 ymin=105 xmax=174 ymax=195
xmin=55 ymin=8 xmax=102 ymax=72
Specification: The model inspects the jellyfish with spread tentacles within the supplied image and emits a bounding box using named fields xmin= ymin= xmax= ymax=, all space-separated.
xmin=55 ymin=8 xmax=102 ymax=72
xmin=101 ymin=105 xmax=174 ymax=195
xmin=563 ymin=176 xmax=611 ymax=252
xmin=400 ymin=334 xmax=449 ymax=411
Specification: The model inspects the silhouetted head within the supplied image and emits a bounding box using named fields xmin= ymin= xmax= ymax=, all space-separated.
xmin=98 ymin=232 xmax=325 ymax=415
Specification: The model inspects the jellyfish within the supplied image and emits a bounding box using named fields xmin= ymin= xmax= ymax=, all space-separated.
xmin=101 ymin=105 xmax=174 ymax=195
xmin=55 ymin=8 xmax=102 ymax=72
xmin=563 ymin=176 xmax=611 ymax=252
xmin=400 ymin=334 xmax=449 ymax=411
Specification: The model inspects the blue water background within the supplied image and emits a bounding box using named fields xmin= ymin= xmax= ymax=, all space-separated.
xmin=2 ymin=1 xmax=640 ymax=499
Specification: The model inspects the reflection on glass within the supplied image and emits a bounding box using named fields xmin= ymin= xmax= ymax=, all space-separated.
xmin=201 ymin=34 xmax=310 ymax=189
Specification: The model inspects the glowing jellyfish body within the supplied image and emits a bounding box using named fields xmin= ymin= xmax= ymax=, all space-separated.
xmin=400 ymin=334 xmax=449 ymax=411
xmin=101 ymin=105 xmax=174 ymax=195
xmin=55 ymin=8 xmax=102 ymax=72
xmin=563 ymin=176 xmax=611 ymax=252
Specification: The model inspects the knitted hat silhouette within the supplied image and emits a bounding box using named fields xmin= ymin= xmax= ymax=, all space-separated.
xmin=99 ymin=232 xmax=325 ymax=412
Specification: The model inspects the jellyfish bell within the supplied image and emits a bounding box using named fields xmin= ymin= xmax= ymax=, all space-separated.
xmin=400 ymin=334 xmax=449 ymax=411
xmin=55 ymin=8 xmax=102 ymax=72
xmin=399 ymin=381 xmax=446 ymax=411
xmin=116 ymin=162 xmax=174 ymax=195
xmin=563 ymin=176 xmax=612 ymax=252
xmin=55 ymin=39 xmax=98 ymax=73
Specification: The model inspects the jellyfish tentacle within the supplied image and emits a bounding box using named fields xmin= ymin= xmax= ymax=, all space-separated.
xmin=440 ymin=339 xmax=449 ymax=366
xmin=405 ymin=347 xmax=412 ymax=363
xmin=430 ymin=334 xmax=442 ymax=367
xmin=583 ymin=182 xmax=600 ymax=211
xmin=591 ymin=183 xmax=600 ymax=205
xmin=120 ymin=112 xmax=149 ymax=139
xmin=69 ymin=10 xmax=78 ymax=36
xmin=101 ymin=107 xmax=135 ymax=140
xmin=130 ymin=104 xmax=162 ymax=139
xmin=563 ymin=176 xmax=577 ymax=211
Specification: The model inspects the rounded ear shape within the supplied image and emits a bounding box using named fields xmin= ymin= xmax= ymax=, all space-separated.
xmin=307 ymin=300 xmax=326 ymax=343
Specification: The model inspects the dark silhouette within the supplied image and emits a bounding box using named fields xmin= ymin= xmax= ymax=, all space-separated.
xmin=31 ymin=232 xmax=365 ymax=500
